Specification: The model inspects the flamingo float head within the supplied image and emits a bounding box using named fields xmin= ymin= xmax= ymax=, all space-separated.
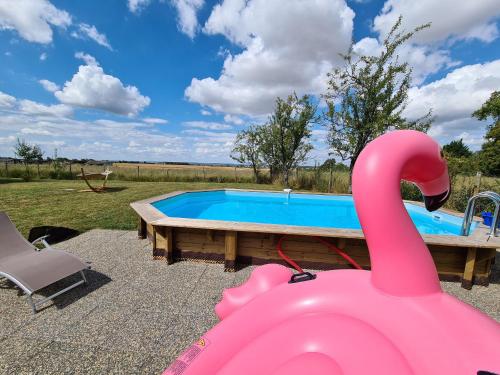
xmin=353 ymin=130 xmax=451 ymax=296
xmin=164 ymin=130 xmax=500 ymax=375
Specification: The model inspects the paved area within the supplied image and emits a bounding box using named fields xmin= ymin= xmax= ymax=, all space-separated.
xmin=0 ymin=230 xmax=498 ymax=374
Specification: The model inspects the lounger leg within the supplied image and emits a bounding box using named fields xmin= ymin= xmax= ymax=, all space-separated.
xmin=27 ymin=294 xmax=37 ymax=314
xmin=80 ymin=270 xmax=88 ymax=285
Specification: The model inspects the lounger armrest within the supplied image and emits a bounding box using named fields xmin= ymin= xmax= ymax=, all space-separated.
xmin=31 ymin=235 xmax=50 ymax=249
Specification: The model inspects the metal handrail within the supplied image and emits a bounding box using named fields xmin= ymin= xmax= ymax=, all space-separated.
xmin=461 ymin=191 xmax=500 ymax=237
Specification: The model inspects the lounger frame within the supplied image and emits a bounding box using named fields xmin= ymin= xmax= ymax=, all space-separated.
xmin=0 ymin=235 xmax=90 ymax=314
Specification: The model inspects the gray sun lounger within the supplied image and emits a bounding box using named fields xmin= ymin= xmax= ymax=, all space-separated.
xmin=0 ymin=212 xmax=90 ymax=313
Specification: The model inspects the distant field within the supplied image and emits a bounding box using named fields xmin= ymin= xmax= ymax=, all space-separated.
xmin=113 ymin=162 xmax=258 ymax=172
xmin=112 ymin=162 xmax=259 ymax=181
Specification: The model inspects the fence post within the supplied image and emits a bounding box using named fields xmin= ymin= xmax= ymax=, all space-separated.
xmin=475 ymin=172 xmax=482 ymax=194
xmin=5 ymin=162 xmax=8 ymax=175
xmin=234 ymin=167 xmax=237 ymax=182
xmin=137 ymin=165 xmax=140 ymax=179
xmin=69 ymin=163 xmax=72 ymax=175
xmin=203 ymin=167 xmax=206 ymax=181
xmin=328 ymin=166 xmax=333 ymax=193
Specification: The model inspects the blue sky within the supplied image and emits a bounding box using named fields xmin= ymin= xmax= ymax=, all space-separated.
xmin=0 ymin=0 xmax=499 ymax=163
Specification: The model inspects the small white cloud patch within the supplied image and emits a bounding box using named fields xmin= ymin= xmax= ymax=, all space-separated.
xmin=143 ymin=117 xmax=168 ymax=124
xmin=71 ymin=23 xmax=113 ymax=50
xmin=39 ymin=79 xmax=60 ymax=93
xmin=0 ymin=91 xmax=16 ymax=108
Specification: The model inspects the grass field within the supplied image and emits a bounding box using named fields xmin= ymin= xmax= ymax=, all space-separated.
xmin=0 ymin=179 xmax=277 ymax=237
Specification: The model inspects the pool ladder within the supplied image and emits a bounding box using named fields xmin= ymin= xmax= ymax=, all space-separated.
xmin=460 ymin=191 xmax=500 ymax=237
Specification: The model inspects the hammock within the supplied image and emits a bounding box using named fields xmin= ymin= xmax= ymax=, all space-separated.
xmin=78 ymin=168 xmax=113 ymax=192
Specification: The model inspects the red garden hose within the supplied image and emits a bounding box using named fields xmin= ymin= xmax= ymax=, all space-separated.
xmin=277 ymin=235 xmax=363 ymax=273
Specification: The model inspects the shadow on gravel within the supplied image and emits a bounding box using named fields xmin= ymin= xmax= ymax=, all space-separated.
xmin=38 ymin=269 xmax=112 ymax=311
xmin=28 ymin=226 xmax=80 ymax=244
xmin=0 ymin=269 xmax=112 ymax=311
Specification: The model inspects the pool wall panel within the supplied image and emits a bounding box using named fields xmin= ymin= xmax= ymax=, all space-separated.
xmin=144 ymin=224 xmax=495 ymax=288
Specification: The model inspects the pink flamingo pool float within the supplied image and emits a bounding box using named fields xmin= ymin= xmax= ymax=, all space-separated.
xmin=164 ymin=130 xmax=500 ymax=375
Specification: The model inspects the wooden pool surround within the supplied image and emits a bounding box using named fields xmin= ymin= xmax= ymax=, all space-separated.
xmin=131 ymin=189 xmax=500 ymax=289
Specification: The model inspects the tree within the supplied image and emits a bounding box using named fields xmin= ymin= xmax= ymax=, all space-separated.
xmin=442 ymin=139 xmax=472 ymax=158
xmin=14 ymin=138 xmax=44 ymax=175
xmin=263 ymin=94 xmax=316 ymax=186
xmin=230 ymin=126 xmax=264 ymax=183
xmin=473 ymin=91 xmax=500 ymax=176
xmin=257 ymin=123 xmax=280 ymax=181
xmin=324 ymin=16 xmax=433 ymax=175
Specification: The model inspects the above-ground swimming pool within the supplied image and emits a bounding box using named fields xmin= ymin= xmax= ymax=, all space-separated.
xmin=132 ymin=189 xmax=498 ymax=288
xmin=152 ymin=190 xmax=474 ymax=236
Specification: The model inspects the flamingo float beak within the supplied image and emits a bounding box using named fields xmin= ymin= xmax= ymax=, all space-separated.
xmin=423 ymin=187 xmax=451 ymax=212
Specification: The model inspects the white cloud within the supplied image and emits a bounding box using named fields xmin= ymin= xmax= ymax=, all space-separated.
xmin=223 ymin=114 xmax=243 ymax=125
xmin=143 ymin=117 xmax=168 ymax=124
xmin=127 ymin=0 xmax=204 ymax=38
xmin=405 ymin=60 xmax=500 ymax=150
xmin=200 ymin=109 xmax=211 ymax=116
xmin=18 ymin=99 xmax=73 ymax=117
xmin=39 ymin=52 xmax=47 ymax=61
xmin=71 ymin=23 xmax=112 ymax=50
xmin=348 ymin=1 xmax=500 ymax=86
xmin=171 ymin=0 xmax=204 ymax=38
xmin=74 ymin=51 xmax=97 ymax=65
xmin=353 ymin=37 xmax=457 ymax=84
xmin=0 ymin=91 xmax=16 ymax=108
xmin=54 ymin=53 xmax=150 ymax=116
xmin=39 ymin=79 xmax=60 ymax=93
xmin=128 ymin=0 xmax=152 ymax=13
xmin=186 ymin=0 xmax=354 ymax=116
xmin=183 ymin=121 xmax=233 ymax=130
xmin=21 ymin=127 xmax=53 ymax=136
xmin=374 ymin=0 xmax=500 ymax=44
xmin=0 ymin=0 xmax=71 ymax=44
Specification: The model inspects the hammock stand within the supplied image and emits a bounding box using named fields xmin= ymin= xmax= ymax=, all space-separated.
xmin=78 ymin=168 xmax=113 ymax=193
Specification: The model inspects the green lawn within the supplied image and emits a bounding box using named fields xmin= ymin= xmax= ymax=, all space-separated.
xmin=0 ymin=179 xmax=276 ymax=237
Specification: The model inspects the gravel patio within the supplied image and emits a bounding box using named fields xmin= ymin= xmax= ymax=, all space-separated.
xmin=0 ymin=229 xmax=498 ymax=374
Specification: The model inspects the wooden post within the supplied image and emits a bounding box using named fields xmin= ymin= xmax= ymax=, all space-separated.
xmin=203 ymin=167 xmax=206 ymax=181
xmin=37 ymin=162 xmax=40 ymax=178
xmin=137 ymin=165 xmax=140 ymax=179
xmin=206 ymin=229 xmax=214 ymax=242
xmin=475 ymin=172 xmax=482 ymax=194
xmin=224 ymin=231 xmax=237 ymax=272
xmin=234 ymin=167 xmax=237 ymax=182
xmin=461 ymin=247 xmax=477 ymax=289
xmin=138 ymin=217 xmax=147 ymax=239
xmin=4 ymin=162 xmax=8 ymax=175
xmin=153 ymin=226 xmax=174 ymax=264
xmin=328 ymin=166 xmax=333 ymax=193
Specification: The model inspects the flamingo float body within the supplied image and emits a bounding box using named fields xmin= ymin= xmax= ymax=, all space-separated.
xmin=164 ymin=131 xmax=500 ymax=375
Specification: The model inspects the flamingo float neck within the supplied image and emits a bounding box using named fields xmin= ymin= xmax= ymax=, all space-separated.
xmin=352 ymin=130 xmax=450 ymax=297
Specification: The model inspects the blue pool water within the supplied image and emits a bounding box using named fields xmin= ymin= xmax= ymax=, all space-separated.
xmin=152 ymin=190 xmax=473 ymax=236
